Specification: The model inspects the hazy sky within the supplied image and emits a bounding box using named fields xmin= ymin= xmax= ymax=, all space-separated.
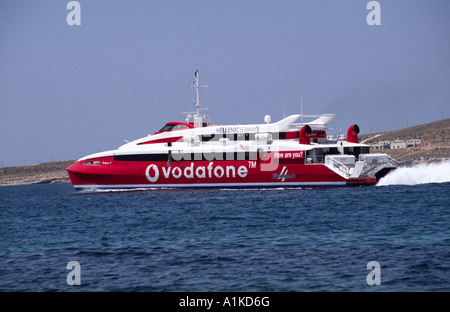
xmin=1 ymin=0 xmax=449 ymax=166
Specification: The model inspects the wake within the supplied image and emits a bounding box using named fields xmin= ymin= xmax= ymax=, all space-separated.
xmin=377 ymin=160 xmax=450 ymax=186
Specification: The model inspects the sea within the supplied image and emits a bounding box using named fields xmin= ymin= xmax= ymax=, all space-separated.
xmin=0 ymin=161 xmax=449 ymax=293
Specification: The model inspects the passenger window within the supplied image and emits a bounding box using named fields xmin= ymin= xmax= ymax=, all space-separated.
xmin=172 ymin=125 xmax=188 ymax=130
xmin=158 ymin=125 xmax=174 ymax=132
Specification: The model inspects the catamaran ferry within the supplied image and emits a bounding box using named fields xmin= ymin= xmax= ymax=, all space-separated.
xmin=66 ymin=71 xmax=396 ymax=190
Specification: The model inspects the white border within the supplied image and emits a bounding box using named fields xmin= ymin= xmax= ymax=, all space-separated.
xmin=73 ymin=181 xmax=348 ymax=190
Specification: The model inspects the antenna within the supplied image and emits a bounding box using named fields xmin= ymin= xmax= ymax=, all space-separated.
xmin=300 ymin=92 xmax=303 ymax=123
xmin=190 ymin=69 xmax=209 ymax=116
xmin=182 ymin=70 xmax=210 ymax=127
xmin=282 ymin=78 xmax=286 ymax=118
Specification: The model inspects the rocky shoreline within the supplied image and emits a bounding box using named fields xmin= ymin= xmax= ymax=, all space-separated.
xmin=0 ymin=160 xmax=75 ymax=186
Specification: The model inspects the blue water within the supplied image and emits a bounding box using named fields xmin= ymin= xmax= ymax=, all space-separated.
xmin=0 ymin=178 xmax=449 ymax=291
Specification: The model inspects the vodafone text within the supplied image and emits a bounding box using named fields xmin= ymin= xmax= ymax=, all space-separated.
xmin=146 ymin=162 xmax=248 ymax=182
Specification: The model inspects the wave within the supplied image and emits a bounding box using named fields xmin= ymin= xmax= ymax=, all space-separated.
xmin=377 ymin=160 xmax=450 ymax=186
xmin=75 ymin=187 xmax=157 ymax=194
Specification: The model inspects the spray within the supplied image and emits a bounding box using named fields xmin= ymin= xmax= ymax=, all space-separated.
xmin=377 ymin=160 xmax=450 ymax=186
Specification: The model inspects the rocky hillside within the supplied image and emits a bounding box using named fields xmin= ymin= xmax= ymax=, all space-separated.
xmin=359 ymin=118 xmax=450 ymax=162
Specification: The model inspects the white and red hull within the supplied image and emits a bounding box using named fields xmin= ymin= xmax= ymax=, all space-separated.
xmin=67 ymin=155 xmax=377 ymax=190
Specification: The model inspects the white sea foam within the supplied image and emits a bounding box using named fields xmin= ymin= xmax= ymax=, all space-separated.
xmin=376 ymin=160 xmax=450 ymax=186
xmin=77 ymin=187 xmax=155 ymax=194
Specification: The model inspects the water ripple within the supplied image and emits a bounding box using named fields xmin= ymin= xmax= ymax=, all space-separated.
xmin=0 ymin=182 xmax=449 ymax=291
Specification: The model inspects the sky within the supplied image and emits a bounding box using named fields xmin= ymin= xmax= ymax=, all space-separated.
xmin=0 ymin=0 xmax=449 ymax=167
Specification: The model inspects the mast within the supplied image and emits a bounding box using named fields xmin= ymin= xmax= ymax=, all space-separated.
xmin=184 ymin=70 xmax=209 ymax=127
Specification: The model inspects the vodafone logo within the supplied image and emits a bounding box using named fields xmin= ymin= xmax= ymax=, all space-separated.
xmin=145 ymin=162 xmax=248 ymax=183
xmin=145 ymin=164 xmax=159 ymax=182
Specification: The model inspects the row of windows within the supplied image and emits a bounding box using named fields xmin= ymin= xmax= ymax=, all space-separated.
xmin=113 ymin=152 xmax=307 ymax=164
xmin=197 ymin=132 xmax=301 ymax=142
xmin=113 ymin=147 xmax=370 ymax=163
xmin=114 ymin=152 xmax=259 ymax=162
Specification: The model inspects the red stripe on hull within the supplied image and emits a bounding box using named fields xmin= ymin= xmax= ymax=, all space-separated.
xmin=66 ymin=157 xmax=376 ymax=189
